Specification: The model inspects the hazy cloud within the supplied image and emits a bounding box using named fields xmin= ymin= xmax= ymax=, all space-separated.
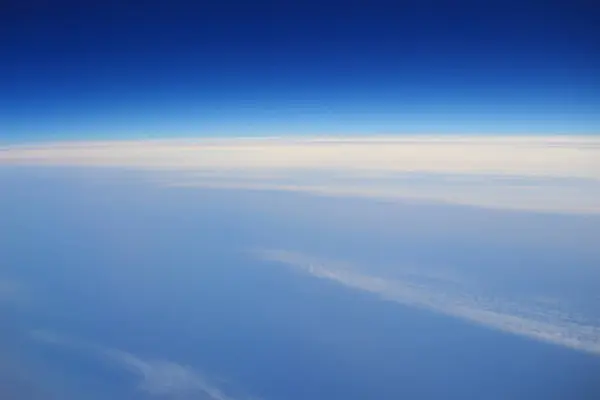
xmin=1 ymin=136 xmax=599 ymax=214
xmin=254 ymin=249 xmax=600 ymax=356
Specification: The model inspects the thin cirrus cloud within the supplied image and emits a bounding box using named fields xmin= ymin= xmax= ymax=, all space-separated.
xmin=29 ymin=330 xmax=247 ymax=400
xmin=1 ymin=135 xmax=599 ymax=214
xmin=254 ymin=249 xmax=600 ymax=356
xmin=102 ymin=350 xmax=236 ymax=400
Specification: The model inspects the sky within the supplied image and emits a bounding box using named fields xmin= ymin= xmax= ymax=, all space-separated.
xmin=1 ymin=167 xmax=600 ymax=399
xmin=2 ymin=0 xmax=600 ymax=142
xmin=1 ymin=3 xmax=600 ymax=397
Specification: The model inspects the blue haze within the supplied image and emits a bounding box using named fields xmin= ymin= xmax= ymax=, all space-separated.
xmin=2 ymin=1 xmax=600 ymax=398
xmin=1 ymin=168 xmax=599 ymax=399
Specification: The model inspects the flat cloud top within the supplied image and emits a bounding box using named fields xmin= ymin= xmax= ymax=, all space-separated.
xmin=1 ymin=136 xmax=599 ymax=178
xmin=1 ymin=136 xmax=599 ymax=214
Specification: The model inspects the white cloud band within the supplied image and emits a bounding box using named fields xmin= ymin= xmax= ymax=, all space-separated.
xmin=2 ymin=136 xmax=599 ymax=214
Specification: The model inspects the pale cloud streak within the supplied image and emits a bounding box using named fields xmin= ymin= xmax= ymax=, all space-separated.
xmin=101 ymin=349 xmax=235 ymax=400
xmin=30 ymin=331 xmax=247 ymax=400
xmin=1 ymin=136 xmax=599 ymax=214
xmin=254 ymin=249 xmax=600 ymax=356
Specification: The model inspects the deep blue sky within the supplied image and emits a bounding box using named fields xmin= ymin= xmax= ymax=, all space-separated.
xmin=2 ymin=1 xmax=599 ymax=141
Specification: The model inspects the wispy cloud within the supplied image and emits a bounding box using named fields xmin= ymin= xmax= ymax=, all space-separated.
xmin=101 ymin=349 xmax=235 ymax=400
xmin=254 ymin=249 xmax=600 ymax=356
xmin=30 ymin=331 xmax=249 ymax=400
xmin=1 ymin=136 xmax=599 ymax=214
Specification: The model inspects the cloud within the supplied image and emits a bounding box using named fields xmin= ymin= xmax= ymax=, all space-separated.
xmin=101 ymin=349 xmax=234 ymax=400
xmin=30 ymin=331 xmax=247 ymax=400
xmin=2 ymin=136 xmax=599 ymax=178
xmin=254 ymin=249 xmax=600 ymax=356
xmin=1 ymin=136 xmax=599 ymax=214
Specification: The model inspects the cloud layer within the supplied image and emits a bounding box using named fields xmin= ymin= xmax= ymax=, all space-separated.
xmin=255 ymin=249 xmax=600 ymax=356
xmin=1 ymin=136 xmax=599 ymax=213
